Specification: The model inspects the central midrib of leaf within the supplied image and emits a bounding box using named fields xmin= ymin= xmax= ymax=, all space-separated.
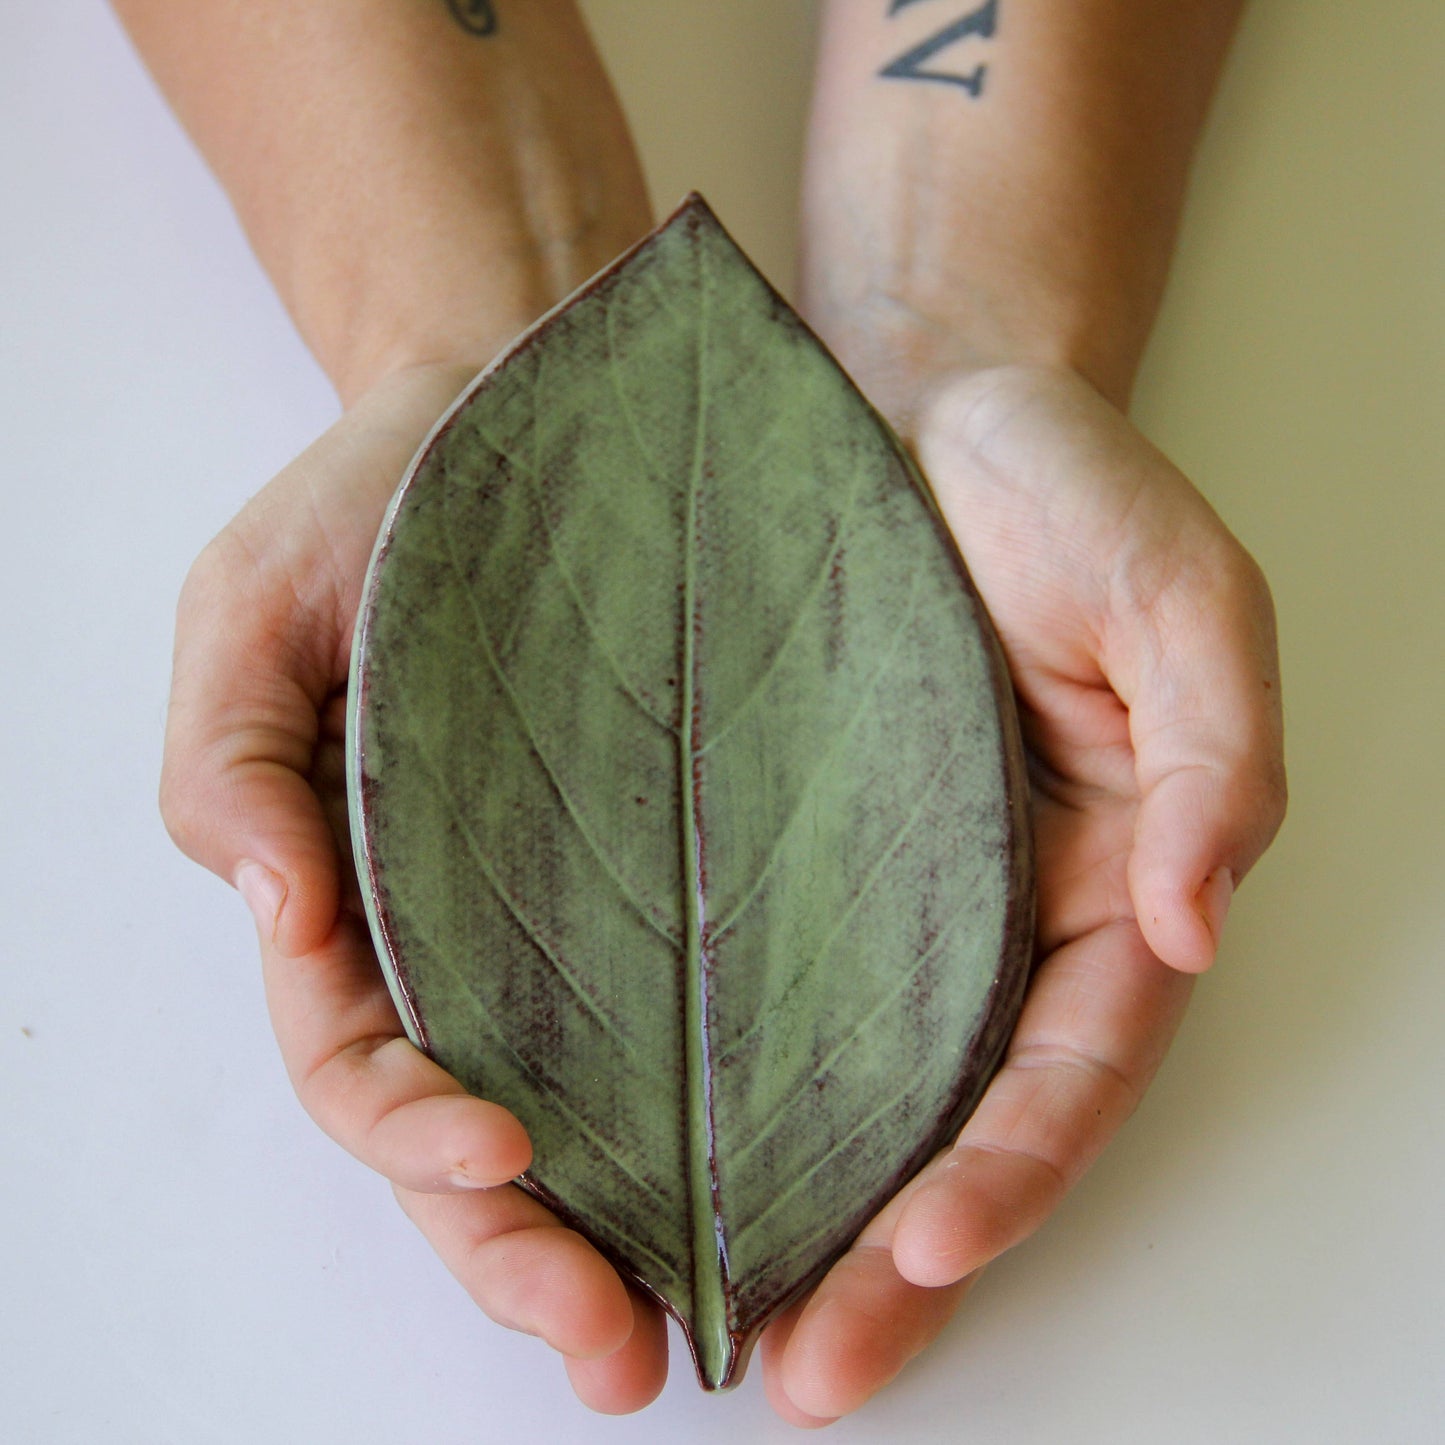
xmin=677 ymin=239 xmax=730 ymax=1383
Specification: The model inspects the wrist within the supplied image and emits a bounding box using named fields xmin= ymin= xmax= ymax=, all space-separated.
xmin=118 ymin=0 xmax=653 ymax=408
xmin=323 ymin=188 xmax=651 ymax=407
xmin=799 ymin=257 xmax=1142 ymax=438
xmin=796 ymin=0 xmax=1240 ymax=432
xmin=292 ymin=65 xmax=653 ymax=407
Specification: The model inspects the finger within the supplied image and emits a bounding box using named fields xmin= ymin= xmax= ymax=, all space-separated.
xmin=891 ymin=921 xmax=1192 ymax=1287
xmin=766 ymin=1245 xmax=972 ymax=1421
xmin=564 ymin=1288 xmax=669 ymax=1415
xmin=1118 ymin=540 xmax=1286 ymax=970
xmin=306 ymin=689 xmax=368 ymax=915
xmin=760 ymin=1300 xmax=837 ymax=1429
xmin=262 ymin=913 xmax=532 ymax=1190
xmin=397 ymin=1184 xmax=636 ymax=1361
xmin=163 ymin=531 xmax=342 ymax=958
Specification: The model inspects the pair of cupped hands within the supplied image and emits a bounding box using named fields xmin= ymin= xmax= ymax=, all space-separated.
xmin=162 ymin=329 xmax=1284 ymax=1423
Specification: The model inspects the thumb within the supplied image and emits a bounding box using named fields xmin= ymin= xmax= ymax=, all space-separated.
xmin=161 ymin=529 xmax=342 ymax=958
xmin=1116 ymin=544 xmax=1287 ymax=970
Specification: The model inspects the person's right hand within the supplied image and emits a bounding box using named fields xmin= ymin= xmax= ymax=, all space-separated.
xmin=159 ymin=360 xmax=670 ymax=1412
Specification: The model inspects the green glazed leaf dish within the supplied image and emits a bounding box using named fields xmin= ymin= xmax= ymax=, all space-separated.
xmin=347 ymin=195 xmax=1033 ymax=1391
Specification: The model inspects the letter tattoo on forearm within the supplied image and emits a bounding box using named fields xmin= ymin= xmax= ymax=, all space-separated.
xmin=880 ymin=0 xmax=998 ymax=97
xmin=446 ymin=0 xmax=498 ymax=37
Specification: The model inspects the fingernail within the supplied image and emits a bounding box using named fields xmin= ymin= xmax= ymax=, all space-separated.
xmin=1197 ymin=867 xmax=1235 ymax=948
xmin=235 ymin=861 xmax=286 ymax=942
xmin=445 ymin=1169 xmax=497 ymax=1192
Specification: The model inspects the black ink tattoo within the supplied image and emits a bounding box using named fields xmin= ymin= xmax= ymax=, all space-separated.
xmin=880 ymin=0 xmax=998 ymax=97
xmin=446 ymin=0 xmax=498 ymax=37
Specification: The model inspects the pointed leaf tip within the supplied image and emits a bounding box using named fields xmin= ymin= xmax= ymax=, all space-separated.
xmin=672 ymin=189 xmax=717 ymax=222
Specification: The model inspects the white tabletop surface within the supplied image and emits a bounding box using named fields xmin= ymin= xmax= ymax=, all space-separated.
xmin=4 ymin=4 xmax=1443 ymax=1441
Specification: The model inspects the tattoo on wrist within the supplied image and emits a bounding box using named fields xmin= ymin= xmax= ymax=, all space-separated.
xmin=446 ymin=0 xmax=498 ymax=36
xmin=880 ymin=0 xmax=997 ymax=97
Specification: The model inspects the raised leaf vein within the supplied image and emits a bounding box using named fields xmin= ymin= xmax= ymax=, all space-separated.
xmin=395 ymin=705 xmax=637 ymax=1052
xmin=439 ymin=493 xmax=682 ymax=950
xmin=730 ymin=905 xmax=972 ymax=1171
xmin=720 ymin=737 xmax=966 ymax=1063
xmin=406 ymin=910 xmax=679 ymax=1235
xmin=603 ymin=295 xmax=668 ymax=489
xmin=729 ymin=1071 xmax=924 ymax=1254
xmin=640 ymin=262 xmax=686 ymax=323
xmin=680 ymin=234 xmax=730 ymax=1363
xmin=708 ymin=571 xmax=930 ymax=942
xmin=470 ymin=411 xmax=675 ymax=736
xmin=695 ymin=429 xmax=873 ymax=759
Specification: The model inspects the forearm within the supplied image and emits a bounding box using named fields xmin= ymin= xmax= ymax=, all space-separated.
xmin=113 ymin=0 xmax=651 ymax=404
xmin=802 ymin=0 xmax=1243 ymax=421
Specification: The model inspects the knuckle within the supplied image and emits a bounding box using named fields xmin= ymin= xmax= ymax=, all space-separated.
xmin=1127 ymin=512 xmax=1275 ymax=627
xmin=176 ymin=526 xmax=263 ymax=626
xmin=1221 ymin=540 xmax=1276 ymax=625
xmin=1230 ymin=751 xmax=1288 ymax=866
xmin=161 ymin=516 xmax=293 ymax=874
xmin=157 ymin=736 xmax=224 ymax=866
xmin=156 ymin=764 xmax=194 ymax=852
xmin=1259 ymin=756 xmax=1289 ymax=837
xmin=299 ymin=1034 xmax=410 ymax=1138
xmin=1189 ymin=529 xmax=1256 ymax=601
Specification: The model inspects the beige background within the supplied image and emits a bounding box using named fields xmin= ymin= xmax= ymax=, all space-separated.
xmin=2 ymin=2 xmax=1441 ymax=1441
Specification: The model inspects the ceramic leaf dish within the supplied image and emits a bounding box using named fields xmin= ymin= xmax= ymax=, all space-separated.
xmin=347 ymin=195 xmax=1034 ymax=1390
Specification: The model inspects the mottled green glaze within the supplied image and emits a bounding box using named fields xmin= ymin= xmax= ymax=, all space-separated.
xmin=347 ymin=196 xmax=1033 ymax=1390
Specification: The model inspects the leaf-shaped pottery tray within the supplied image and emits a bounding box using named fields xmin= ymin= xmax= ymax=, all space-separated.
xmin=347 ymin=195 xmax=1033 ymax=1390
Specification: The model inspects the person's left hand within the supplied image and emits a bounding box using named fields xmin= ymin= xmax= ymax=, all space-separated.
xmin=752 ymin=363 xmax=1286 ymax=1426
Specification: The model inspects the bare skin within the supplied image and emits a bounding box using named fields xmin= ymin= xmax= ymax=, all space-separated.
xmin=123 ymin=0 xmax=1285 ymax=1422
